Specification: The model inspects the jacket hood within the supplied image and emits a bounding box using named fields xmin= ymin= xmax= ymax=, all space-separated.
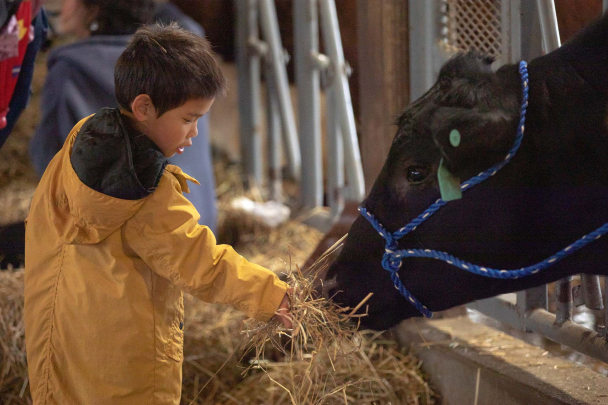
xmin=55 ymin=109 xmax=169 ymax=244
xmin=71 ymin=108 xmax=167 ymax=200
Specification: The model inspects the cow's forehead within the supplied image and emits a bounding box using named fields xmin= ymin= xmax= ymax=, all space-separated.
xmin=393 ymin=98 xmax=439 ymax=148
xmin=395 ymin=83 xmax=441 ymax=128
xmin=389 ymin=116 xmax=441 ymax=169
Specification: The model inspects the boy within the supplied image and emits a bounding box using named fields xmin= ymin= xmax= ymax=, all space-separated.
xmin=24 ymin=23 xmax=291 ymax=405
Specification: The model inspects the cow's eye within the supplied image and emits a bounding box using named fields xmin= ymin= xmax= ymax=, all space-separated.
xmin=407 ymin=166 xmax=429 ymax=183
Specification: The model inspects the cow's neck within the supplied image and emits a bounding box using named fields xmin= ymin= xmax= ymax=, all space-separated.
xmin=559 ymin=12 xmax=608 ymax=95
xmin=516 ymin=48 xmax=608 ymax=187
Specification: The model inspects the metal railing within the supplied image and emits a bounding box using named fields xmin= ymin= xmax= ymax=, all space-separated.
xmin=410 ymin=0 xmax=608 ymax=363
xmin=236 ymin=0 xmax=365 ymax=225
xmin=468 ymin=277 xmax=607 ymax=362
xmin=236 ymin=0 xmax=300 ymax=190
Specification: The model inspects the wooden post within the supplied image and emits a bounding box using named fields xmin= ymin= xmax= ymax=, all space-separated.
xmin=357 ymin=0 xmax=409 ymax=193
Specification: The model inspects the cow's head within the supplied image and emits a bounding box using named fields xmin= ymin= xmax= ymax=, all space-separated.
xmin=324 ymin=48 xmax=608 ymax=330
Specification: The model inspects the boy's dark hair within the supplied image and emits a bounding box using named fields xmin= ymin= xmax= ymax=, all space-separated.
xmin=83 ymin=0 xmax=154 ymax=36
xmin=115 ymin=23 xmax=227 ymax=116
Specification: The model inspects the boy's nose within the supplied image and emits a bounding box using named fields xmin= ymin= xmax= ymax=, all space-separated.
xmin=189 ymin=126 xmax=198 ymax=138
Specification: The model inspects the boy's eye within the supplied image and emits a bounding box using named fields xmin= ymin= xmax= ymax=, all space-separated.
xmin=183 ymin=118 xmax=193 ymax=124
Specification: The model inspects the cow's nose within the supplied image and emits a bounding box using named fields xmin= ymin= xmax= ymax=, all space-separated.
xmin=321 ymin=274 xmax=339 ymax=300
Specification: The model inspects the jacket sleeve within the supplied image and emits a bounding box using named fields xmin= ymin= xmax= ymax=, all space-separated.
xmin=124 ymin=170 xmax=288 ymax=322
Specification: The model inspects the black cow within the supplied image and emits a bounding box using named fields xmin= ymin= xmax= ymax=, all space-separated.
xmin=325 ymin=13 xmax=608 ymax=330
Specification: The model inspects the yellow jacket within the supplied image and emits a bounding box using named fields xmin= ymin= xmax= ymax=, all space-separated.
xmin=25 ymin=115 xmax=287 ymax=404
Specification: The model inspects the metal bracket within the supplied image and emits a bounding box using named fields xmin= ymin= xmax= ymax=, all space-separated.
xmin=311 ymin=52 xmax=334 ymax=90
xmin=248 ymin=37 xmax=269 ymax=57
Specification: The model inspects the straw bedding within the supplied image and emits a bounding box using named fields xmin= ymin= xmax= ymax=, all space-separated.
xmin=0 ymin=270 xmax=28 ymax=403
xmin=225 ymin=244 xmax=434 ymax=405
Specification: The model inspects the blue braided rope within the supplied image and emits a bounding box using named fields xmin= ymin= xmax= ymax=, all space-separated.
xmin=393 ymin=223 xmax=608 ymax=279
xmin=355 ymin=61 xmax=608 ymax=318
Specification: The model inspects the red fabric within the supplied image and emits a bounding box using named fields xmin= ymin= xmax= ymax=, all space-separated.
xmin=0 ymin=1 xmax=32 ymax=129
xmin=31 ymin=0 xmax=44 ymax=19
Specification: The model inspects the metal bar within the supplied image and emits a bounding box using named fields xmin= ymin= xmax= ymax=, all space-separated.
xmin=499 ymin=0 xmax=510 ymax=66
xmin=468 ymin=295 xmax=525 ymax=330
xmin=517 ymin=285 xmax=548 ymax=312
xmin=326 ymin=86 xmax=344 ymax=222
xmin=526 ymin=309 xmax=608 ymax=363
xmin=259 ymin=0 xmax=301 ymax=180
xmin=555 ymin=277 xmax=573 ymax=326
xmin=516 ymin=285 xmax=548 ymax=332
xmin=265 ymin=64 xmax=282 ymax=202
xmin=508 ymin=0 xmax=522 ymax=64
xmin=236 ymin=0 xmax=263 ymax=186
xmin=470 ymin=296 xmax=608 ymax=362
xmin=295 ymin=0 xmax=323 ymax=208
xmin=318 ymin=0 xmax=365 ymax=202
xmin=535 ymin=0 xmax=561 ymax=54
xmin=408 ymin=0 xmax=437 ymax=100
xmin=581 ymin=274 xmax=604 ymax=310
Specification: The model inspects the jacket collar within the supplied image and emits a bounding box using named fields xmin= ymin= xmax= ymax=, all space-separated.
xmin=71 ymin=108 xmax=168 ymax=200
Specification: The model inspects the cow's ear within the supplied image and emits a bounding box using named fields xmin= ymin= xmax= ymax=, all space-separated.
xmin=431 ymin=106 xmax=515 ymax=176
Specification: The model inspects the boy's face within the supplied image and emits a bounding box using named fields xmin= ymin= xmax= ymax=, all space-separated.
xmin=145 ymin=98 xmax=215 ymax=157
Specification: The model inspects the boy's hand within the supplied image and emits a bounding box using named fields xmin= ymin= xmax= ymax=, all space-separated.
xmin=274 ymin=288 xmax=293 ymax=329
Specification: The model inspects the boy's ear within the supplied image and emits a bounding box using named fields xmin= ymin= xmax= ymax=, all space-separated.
xmin=130 ymin=94 xmax=156 ymax=122
xmin=431 ymin=106 xmax=515 ymax=176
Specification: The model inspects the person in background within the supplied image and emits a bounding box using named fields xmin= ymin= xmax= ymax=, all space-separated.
xmin=0 ymin=2 xmax=48 ymax=269
xmin=29 ymin=0 xmax=218 ymax=231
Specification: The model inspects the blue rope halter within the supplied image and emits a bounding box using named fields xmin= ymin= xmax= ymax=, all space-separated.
xmin=360 ymin=61 xmax=608 ymax=318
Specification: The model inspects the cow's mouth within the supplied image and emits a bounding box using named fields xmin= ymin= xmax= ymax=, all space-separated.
xmin=322 ymin=259 xmax=424 ymax=330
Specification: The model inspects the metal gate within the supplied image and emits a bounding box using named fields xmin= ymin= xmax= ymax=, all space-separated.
xmin=236 ymin=0 xmax=365 ymax=229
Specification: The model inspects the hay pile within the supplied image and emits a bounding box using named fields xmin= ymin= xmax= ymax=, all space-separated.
xmin=0 ymin=183 xmax=36 ymax=226
xmin=229 ymin=252 xmax=434 ymax=405
xmin=181 ymin=297 xmax=246 ymax=403
xmin=0 ymin=270 xmax=29 ymax=404
xmin=228 ymin=333 xmax=433 ymax=405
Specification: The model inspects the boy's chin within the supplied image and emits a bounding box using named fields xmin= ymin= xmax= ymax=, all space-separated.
xmin=165 ymin=147 xmax=185 ymax=157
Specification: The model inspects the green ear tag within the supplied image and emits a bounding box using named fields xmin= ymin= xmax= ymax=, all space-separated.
xmin=449 ymin=129 xmax=461 ymax=147
xmin=437 ymin=158 xmax=462 ymax=201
